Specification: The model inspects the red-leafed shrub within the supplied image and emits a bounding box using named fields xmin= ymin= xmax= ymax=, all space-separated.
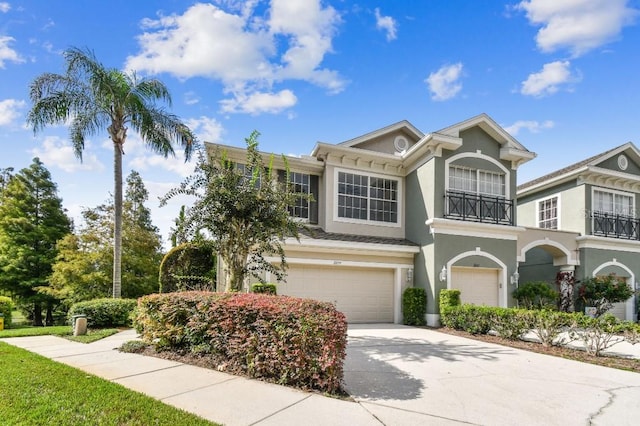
xmin=135 ymin=291 xmax=347 ymax=393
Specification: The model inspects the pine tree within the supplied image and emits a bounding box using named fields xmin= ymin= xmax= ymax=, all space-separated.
xmin=0 ymin=158 xmax=71 ymax=325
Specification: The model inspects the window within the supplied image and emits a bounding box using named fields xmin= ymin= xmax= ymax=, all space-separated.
xmin=337 ymin=171 xmax=399 ymax=223
xmin=288 ymin=172 xmax=310 ymax=220
xmin=449 ymin=166 xmax=505 ymax=197
xmin=538 ymin=197 xmax=558 ymax=229
xmin=593 ymin=189 xmax=634 ymax=216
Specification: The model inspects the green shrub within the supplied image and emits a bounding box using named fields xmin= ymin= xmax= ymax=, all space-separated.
xmin=402 ymin=288 xmax=426 ymax=326
xmin=158 ymin=242 xmax=216 ymax=293
xmin=570 ymin=314 xmax=624 ymax=356
xmin=68 ymin=298 xmax=137 ymax=328
xmin=440 ymin=304 xmax=493 ymax=334
xmin=524 ymin=309 xmax=580 ymax=347
xmin=513 ymin=281 xmax=558 ymax=310
xmin=135 ymin=292 xmax=347 ymax=393
xmin=489 ymin=308 xmax=530 ymax=340
xmin=0 ymin=296 xmax=14 ymax=329
xmin=251 ymin=283 xmax=277 ymax=295
xmin=439 ymin=289 xmax=461 ymax=329
xmin=578 ymin=274 xmax=635 ymax=317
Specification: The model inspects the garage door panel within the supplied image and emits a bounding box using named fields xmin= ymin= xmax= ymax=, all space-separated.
xmin=278 ymin=265 xmax=394 ymax=323
xmin=452 ymin=267 xmax=499 ymax=306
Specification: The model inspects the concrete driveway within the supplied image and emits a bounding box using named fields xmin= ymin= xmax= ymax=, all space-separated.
xmin=344 ymin=324 xmax=640 ymax=426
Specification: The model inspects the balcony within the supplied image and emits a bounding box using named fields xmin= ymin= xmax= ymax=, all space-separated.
xmin=591 ymin=211 xmax=640 ymax=240
xmin=444 ymin=190 xmax=514 ymax=226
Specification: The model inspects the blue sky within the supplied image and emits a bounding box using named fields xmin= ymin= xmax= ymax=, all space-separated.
xmin=1 ymin=0 xmax=639 ymax=247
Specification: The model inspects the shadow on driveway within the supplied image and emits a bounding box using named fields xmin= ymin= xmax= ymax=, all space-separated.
xmin=344 ymin=331 xmax=515 ymax=401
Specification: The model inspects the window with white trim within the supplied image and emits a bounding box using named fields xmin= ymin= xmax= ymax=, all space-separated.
xmin=337 ymin=171 xmax=398 ymax=223
xmin=288 ymin=172 xmax=310 ymax=220
xmin=593 ymin=189 xmax=634 ymax=216
xmin=449 ymin=166 xmax=505 ymax=197
xmin=538 ymin=196 xmax=558 ymax=229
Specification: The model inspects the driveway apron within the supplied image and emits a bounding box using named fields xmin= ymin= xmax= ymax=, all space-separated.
xmin=344 ymin=324 xmax=640 ymax=426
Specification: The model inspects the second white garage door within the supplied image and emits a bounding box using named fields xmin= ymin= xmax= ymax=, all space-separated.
xmin=277 ymin=265 xmax=395 ymax=323
xmin=451 ymin=267 xmax=499 ymax=306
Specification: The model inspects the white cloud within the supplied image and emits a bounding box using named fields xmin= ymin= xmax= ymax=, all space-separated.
xmin=374 ymin=8 xmax=397 ymax=41
xmin=126 ymin=1 xmax=344 ymax=114
xmin=0 ymin=2 xmax=10 ymax=13
xmin=504 ymin=119 xmax=554 ymax=136
xmin=219 ymin=89 xmax=297 ymax=115
xmin=31 ymin=136 xmax=105 ymax=173
xmin=516 ymin=0 xmax=638 ymax=56
xmin=0 ymin=36 xmax=24 ymax=68
xmin=185 ymin=116 xmax=224 ymax=143
xmin=0 ymin=98 xmax=25 ymax=126
xmin=425 ymin=63 xmax=463 ymax=101
xmin=520 ymin=60 xmax=577 ymax=97
xmin=184 ymin=91 xmax=200 ymax=105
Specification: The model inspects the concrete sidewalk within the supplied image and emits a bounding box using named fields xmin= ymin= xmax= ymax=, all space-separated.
xmin=3 ymin=326 xmax=640 ymax=426
xmin=1 ymin=330 xmax=380 ymax=426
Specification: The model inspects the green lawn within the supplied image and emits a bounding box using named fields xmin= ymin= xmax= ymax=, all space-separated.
xmin=0 ymin=324 xmax=121 ymax=343
xmin=0 ymin=325 xmax=71 ymax=338
xmin=0 ymin=342 xmax=216 ymax=425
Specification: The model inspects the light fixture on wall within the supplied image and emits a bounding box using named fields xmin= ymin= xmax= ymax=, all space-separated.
xmin=407 ymin=268 xmax=414 ymax=283
xmin=510 ymin=270 xmax=520 ymax=286
xmin=439 ymin=266 xmax=447 ymax=282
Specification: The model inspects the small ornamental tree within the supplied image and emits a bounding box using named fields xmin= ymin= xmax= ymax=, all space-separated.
xmin=578 ymin=274 xmax=634 ymax=317
xmin=555 ymin=271 xmax=577 ymax=312
xmin=161 ymin=131 xmax=307 ymax=292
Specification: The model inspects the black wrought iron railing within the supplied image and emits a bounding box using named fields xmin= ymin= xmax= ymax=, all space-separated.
xmin=591 ymin=211 xmax=640 ymax=240
xmin=444 ymin=190 xmax=514 ymax=225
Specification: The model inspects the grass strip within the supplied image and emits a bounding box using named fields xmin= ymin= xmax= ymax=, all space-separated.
xmin=65 ymin=328 xmax=119 ymax=343
xmin=0 ymin=325 xmax=70 ymax=338
xmin=0 ymin=342 xmax=216 ymax=425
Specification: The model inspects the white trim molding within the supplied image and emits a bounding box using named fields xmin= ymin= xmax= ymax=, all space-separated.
xmin=576 ymin=235 xmax=640 ymax=253
xmin=517 ymin=238 xmax=579 ymax=266
xmin=444 ymin=247 xmax=509 ymax=308
xmin=445 ymin=151 xmax=511 ymax=197
xmin=592 ymin=259 xmax=636 ymax=321
xmin=333 ymin=167 xmax=403 ymax=229
xmin=426 ymin=217 xmax=525 ymax=241
xmin=535 ymin=193 xmax=561 ymax=230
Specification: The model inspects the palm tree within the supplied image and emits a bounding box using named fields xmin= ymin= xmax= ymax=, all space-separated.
xmin=27 ymin=47 xmax=194 ymax=298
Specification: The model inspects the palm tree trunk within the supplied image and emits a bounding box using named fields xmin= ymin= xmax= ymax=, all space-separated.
xmin=113 ymin=143 xmax=123 ymax=298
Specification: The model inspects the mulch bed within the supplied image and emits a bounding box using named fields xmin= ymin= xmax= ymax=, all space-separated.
xmin=433 ymin=327 xmax=640 ymax=373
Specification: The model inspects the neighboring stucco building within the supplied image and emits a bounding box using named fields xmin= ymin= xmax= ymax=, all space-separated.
xmin=206 ymin=114 xmax=638 ymax=325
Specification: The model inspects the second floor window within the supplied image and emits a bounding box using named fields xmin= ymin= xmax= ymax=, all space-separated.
xmin=449 ymin=166 xmax=505 ymax=197
xmin=337 ymin=172 xmax=398 ymax=223
xmin=538 ymin=197 xmax=558 ymax=229
xmin=593 ymin=189 xmax=634 ymax=217
xmin=288 ymin=172 xmax=310 ymax=220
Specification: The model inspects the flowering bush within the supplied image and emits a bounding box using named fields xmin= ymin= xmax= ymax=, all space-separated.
xmin=135 ymin=291 xmax=347 ymax=393
xmin=578 ymin=274 xmax=634 ymax=317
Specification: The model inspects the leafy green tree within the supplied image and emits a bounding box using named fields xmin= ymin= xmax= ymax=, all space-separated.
xmin=0 ymin=158 xmax=71 ymax=325
xmin=169 ymin=205 xmax=189 ymax=248
xmin=27 ymin=47 xmax=194 ymax=298
xmin=0 ymin=167 xmax=14 ymax=194
xmin=49 ymin=171 xmax=163 ymax=302
xmin=578 ymin=274 xmax=634 ymax=317
xmin=161 ymin=131 xmax=305 ymax=292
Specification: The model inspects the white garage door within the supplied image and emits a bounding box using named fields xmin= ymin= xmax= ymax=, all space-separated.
xmin=277 ymin=265 xmax=394 ymax=323
xmin=452 ymin=267 xmax=499 ymax=306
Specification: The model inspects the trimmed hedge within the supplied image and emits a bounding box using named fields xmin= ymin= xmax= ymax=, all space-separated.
xmin=251 ymin=283 xmax=277 ymax=295
xmin=0 ymin=296 xmax=14 ymax=328
xmin=135 ymin=292 xmax=348 ymax=393
xmin=402 ymin=288 xmax=426 ymax=326
xmin=68 ymin=298 xmax=137 ymax=328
